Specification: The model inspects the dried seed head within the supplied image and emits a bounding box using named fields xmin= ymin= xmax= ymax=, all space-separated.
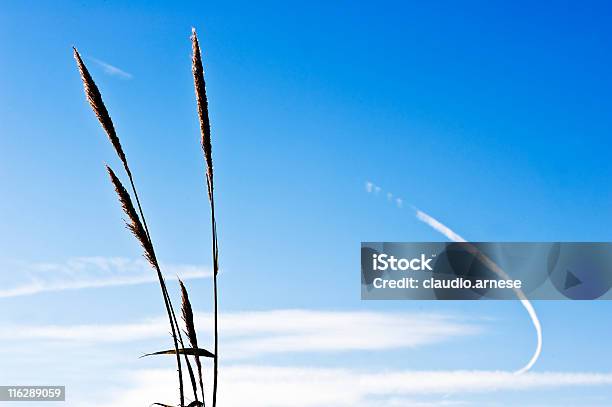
xmin=179 ymin=279 xmax=205 ymax=396
xmin=106 ymin=165 xmax=156 ymax=268
xmin=179 ymin=279 xmax=198 ymax=350
xmin=191 ymin=29 xmax=214 ymax=201
xmin=74 ymin=48 xmax=129 ymax=172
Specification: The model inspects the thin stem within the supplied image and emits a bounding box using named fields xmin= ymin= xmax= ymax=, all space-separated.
xmin=153 ymin=264 xmax=185 ymax=407
xmin=212 ymin=274 xmax=218 ymax=407
xmin=124 ymin=168 xmax=189 ymax=407
xmin=210 ymin=195 xmax=219 ymax=407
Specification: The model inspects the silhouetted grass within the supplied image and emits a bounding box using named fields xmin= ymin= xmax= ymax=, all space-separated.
xmin=74 ymin=30 xmax=218 ymax=406
xmin=191 ymin=28 xmax=220 ymax=407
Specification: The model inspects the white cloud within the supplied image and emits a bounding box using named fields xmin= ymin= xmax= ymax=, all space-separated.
xmin=217 ymin=310 xmax=479 ymax=359
xmin=84 ymin=366 xmax=612 ymax=407
xmin=90 ymin=57 xmax=133 ymax=79
xmin=0 ymin=310 xmax=481 ymax=358
xmin=0 ymin=257 xmax=211 ymax=298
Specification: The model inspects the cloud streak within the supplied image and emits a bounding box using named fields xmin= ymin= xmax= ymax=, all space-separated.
xmin=415 ymin=209 xmax=466 ymax=243
xmin=0 ymin=309 xmax=482 ymax=358
xmin=90 ymin=57 xmax=133 ymax=79
xmin=366 ymin=181 xmax=402 ymax=207
xmin=0 ymin=257 xmax=211 ymax=298
xmin=86 ymin=366 xmax=612 ymax=407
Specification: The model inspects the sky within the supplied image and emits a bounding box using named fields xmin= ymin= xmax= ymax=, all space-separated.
xmin=1 ymin=0 xmax=612 ymax=406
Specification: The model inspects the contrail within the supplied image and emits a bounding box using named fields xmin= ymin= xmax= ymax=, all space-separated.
xmin=90 ymin=57 xmax=133 ymax=79
xmin=415 ymin=209 xmax=467 ymax=243
xmin=414 ymin=208 xmax=542 ymax=374
xmin=365 ymin=181 xmax=542 ymax=372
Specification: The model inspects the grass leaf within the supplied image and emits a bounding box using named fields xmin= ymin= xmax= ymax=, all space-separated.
xmin=141 ymin=348 xmax=215 ymax=358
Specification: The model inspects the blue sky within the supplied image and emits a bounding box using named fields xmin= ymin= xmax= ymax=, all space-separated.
xmin=1 ymin=1 xmax=612 ymax=406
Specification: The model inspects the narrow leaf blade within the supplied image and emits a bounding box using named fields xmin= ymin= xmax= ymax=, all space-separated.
xmin=141 ymin=347 xmax=215 ymax=358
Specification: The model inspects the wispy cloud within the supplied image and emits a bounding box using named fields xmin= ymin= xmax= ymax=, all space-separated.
xmin=0 ymin=257 xmax=211 ymax=298
xmin=4 ymin=306 xmax=607 ymax=406
xmin=85 ymin=366 xmax=612 ymax=407
xmin=90 ymin=57 xmax=133 ymax=79
xmin=0 ymin=309 xmax=482 ymax=357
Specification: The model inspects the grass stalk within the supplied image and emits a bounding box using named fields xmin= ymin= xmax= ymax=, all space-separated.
xmin=191 ymin=28 xmax=220 ymax=407
xmin=74 ymin=49 xmax=194 ymax=406
xmin=106 ymin=166 xmax=185 ymax=406
xmin=75 ymin=29 xmax=218 ymax=406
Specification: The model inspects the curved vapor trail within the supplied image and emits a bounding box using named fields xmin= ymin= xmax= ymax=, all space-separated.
xmin=415 ymin=209 xmax=542 ymax=374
